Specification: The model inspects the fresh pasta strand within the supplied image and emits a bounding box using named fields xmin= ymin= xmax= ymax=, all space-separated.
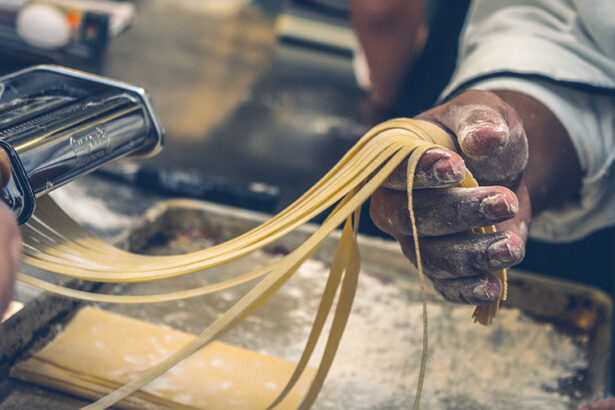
xmin=18 ymin=118 xmax=506 ymax=409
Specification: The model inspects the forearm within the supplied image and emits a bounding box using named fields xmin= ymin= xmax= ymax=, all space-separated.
xmin=351 ymin=0 xmax=427 ymax=109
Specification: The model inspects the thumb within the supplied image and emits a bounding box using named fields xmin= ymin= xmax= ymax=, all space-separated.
xmin=418 ymin=90 xmax=528 ymax=186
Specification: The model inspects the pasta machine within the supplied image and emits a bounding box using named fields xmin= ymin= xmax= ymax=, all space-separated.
xmin=0 ymin=65 xmax=164 ymax=224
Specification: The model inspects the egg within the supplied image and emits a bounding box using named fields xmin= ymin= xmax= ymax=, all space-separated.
xmin=16 ymin=3 xmax=72 ymax=49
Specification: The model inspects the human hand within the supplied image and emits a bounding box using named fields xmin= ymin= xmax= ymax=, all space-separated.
xmin=0 ymin=150 xmax=20 ymax=319
xmin=370 ymin=90 xmax=530 ymax=305
xmin=351 ymin=0 xmax=428 ymax=123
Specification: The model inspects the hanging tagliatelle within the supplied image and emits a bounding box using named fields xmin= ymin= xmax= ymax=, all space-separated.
xmin=17 ymin=118 xmax=506 ymax=410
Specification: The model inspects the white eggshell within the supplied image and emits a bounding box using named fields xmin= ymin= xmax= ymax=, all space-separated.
xmin=16 ymin=3 xmax=72 ymax=49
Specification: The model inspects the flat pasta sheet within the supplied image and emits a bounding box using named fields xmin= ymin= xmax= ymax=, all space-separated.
xmin=12 ymin=307 xmax=315 ymax=410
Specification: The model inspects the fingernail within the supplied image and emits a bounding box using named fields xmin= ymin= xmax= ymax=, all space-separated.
xmin=459 ymin=122 xmax=509 ymax=158
xmin=433 ymin=156 xmax=465 ymax=184
xmin=472 ymin=275 xmax=502 ymax=303
xmin=471 ymin=125 xmax=509 ymax=146
xmin=480 ymin=194 xmax=514 ymax=220
xmin=488 ymin=238 xmax=518 ymax=267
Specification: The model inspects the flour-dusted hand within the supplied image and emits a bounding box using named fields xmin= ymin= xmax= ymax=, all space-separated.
xmin=370 ymin=90 xmax=531 ymax=305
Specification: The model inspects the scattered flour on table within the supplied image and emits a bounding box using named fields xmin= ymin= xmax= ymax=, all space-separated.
xmin=280 ymin=259 xmax=588 ymax=410
xmin=98 ymin=235 xmax=590 ymax=410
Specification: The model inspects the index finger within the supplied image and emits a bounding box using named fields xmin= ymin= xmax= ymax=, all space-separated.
xmin=383 ymin=147 xmax=466 ymax=190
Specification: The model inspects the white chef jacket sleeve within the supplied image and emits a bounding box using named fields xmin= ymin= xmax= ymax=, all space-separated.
xmin=439 ymin=0 xmax=615 ymax=242
xmin=458 ymin=77 xmax=615 ymax=243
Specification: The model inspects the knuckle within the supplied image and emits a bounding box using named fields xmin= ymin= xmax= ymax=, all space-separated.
xmin=370 ymin=188 xmax=409 ymax=235
xmin=383 ymin=159 xmax=408 ymax=190
xmin=369 ymin=189 xmax=395 ymax=234
xmin=433 ymin=279 xmax=467 ymax=304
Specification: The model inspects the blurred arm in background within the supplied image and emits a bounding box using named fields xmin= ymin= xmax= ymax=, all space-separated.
xmin=350 ymin=0 xmax=428 ymax=118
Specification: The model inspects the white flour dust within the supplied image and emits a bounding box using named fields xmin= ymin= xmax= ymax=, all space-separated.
xmin=279 ymin=259 xmax=588 ymax=410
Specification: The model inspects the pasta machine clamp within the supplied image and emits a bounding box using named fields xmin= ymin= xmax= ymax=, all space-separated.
xmin=0 ymin=65 xmax=164 ymax=224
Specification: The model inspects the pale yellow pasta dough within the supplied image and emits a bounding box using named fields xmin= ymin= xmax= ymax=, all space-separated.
xmin=15 ymin=119 xmax=506 ymax=409
xmin=12 ymin=307 xmax=315 ymax=409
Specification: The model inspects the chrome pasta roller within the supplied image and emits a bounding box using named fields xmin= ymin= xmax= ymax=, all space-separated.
xmin=0 ymin=65 xmax=164 ymax=224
